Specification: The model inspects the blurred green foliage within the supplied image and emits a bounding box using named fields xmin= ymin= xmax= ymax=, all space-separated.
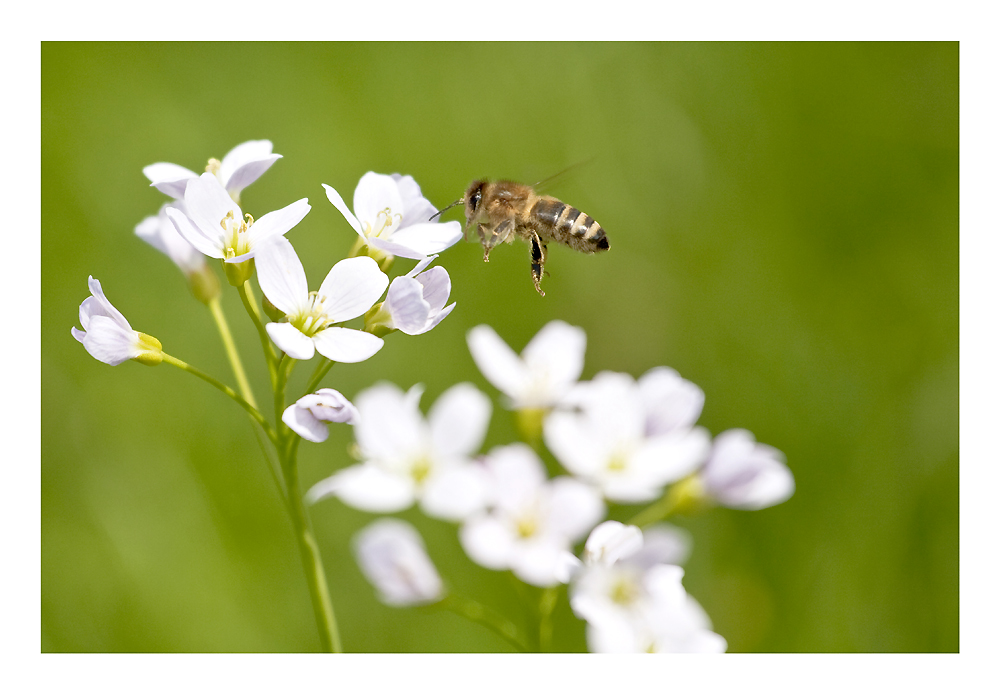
xmin=42 ymin=42 xmax=957 ymax=652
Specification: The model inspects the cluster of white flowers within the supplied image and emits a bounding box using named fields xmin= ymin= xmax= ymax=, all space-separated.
xmin=72 ymin=139 xmax=794 ymax=654
xmin=319 ymin=319 xmax=794 ymax=653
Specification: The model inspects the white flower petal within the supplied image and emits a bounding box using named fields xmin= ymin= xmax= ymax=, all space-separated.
xmin=307 ymin=464 xmax=416 ymax=512
xmin=521 ymin=320 xmax=587 ymax=398
xmin=183 ymin=172 xmax=241 ymax=238
xmin=392 ymin=173 xmax=439 ymax=227
xmin=638 ymin=366 xmax=705 ymax=435
xmin=384 ymin=276 xmax=431 ymax=334
xmin=219 ymin=140 xmax=281 ymax=195
xmin=459 ymin=516 xmax=516 ymax=570
xmin=353 ymin=172 xmax=404 ymax=227
xmin=365 ymin=235 xmax=432 ymax=261
xmin=634 ymin=523 xmax=692 ymax=568
xmin=81 ymin=315 xmax=140 ymax=365
xmin=582 ymin=521 xmax=644 ymax=567
xmin=317 ymin=256 xmax=389 ymax=323
xmin=511 ymin=540 xmax=568 ymax=587
xmin=282 ymin=402 xmax=331 ymax=443
xmin=354 ymin=383 xmax=426 ymax=464
xmin=353 ymin=519 xmax=443 ymax=606
xmin=307 ymin=388 xmax=359 ymax=424
xmin=136 ymin=203 xmax=204 ymax=274
xmin=632 ymin=427 xmax=711 ymax=487
xmin=546 ymin=478 xmax=606 ymax=542
xmin=266 ymin=322 xmax=315 ymax=360
xmin=143 ymin=162 xmax=197 ymax=199
xmin=420 ymin=465 xmax=490 ymax=521
xmin=428 ymin=383 xmax=491 ymax=459
xmin=383 ymin=221 xmax=463 ymax=256
xmin=245 ymin=198 xmax=310 ymax=249
xmin=322 ymin=183 xmax=364 ymax=237
xmin=165 ymin=206 xmax=224 ymax=259
xmin=543 ymin=410 xmax=604 ymax=477
xmin=313 ymin=327 xmax=383 ymax=363
xmin=467 ymin=325 xmax=530 ymax=401
xmin=423 ymin=302 xmax=456 ymax=333
xmin=414 ymin=266 xmax=451 ymax=312
xmin=86 ymin=276 xmax=131 ymax=330
xmin=483 ymin=444 xmax=548 ymax=511
xmin=255 ymin=236 xmax=309 ymax=315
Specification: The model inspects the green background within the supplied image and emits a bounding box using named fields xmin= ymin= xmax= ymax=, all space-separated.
xmin=42 ymin=42 xmax=958 ymax=652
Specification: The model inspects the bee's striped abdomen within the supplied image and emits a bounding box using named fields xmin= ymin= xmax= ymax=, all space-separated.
xmin=531 ymin=198 xmax=609 ymax=252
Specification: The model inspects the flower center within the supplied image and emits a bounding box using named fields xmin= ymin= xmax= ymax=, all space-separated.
xmin=609 ymin=574 xmax=641 ymax=606
xmin=515 ymin=512 xmax=539 ymax=539
xmin=363 ymin=208 xmax=403 ymax=240
xmin=410 ymin=457 xmax=433 ymax=486
xmin=606 ymin=452 xmax=629 ymax=473
xmin=288 ymin=291 xmax=336 ymax=337
xmin=219 ymin=210 xmax=254 ymax=259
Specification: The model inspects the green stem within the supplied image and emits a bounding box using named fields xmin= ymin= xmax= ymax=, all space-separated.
xmin=438 ymin=593 xmax=529 ymax=652
xmin=538 ymin=586 xmax=558 ymax=652
xmin=161 ymin=353 xmax=274 ymax=441
xmin=207 ymin=297 xmax=258 ymax=409
xmin=282 ymin=449 xmax=341 ymax=653
xmin=304 ymin=358 xmax=335 ymax=395
xmin=627 ymin=487 xmax=682 ymax=527
xmin=238 ymin=280 xmax=278 ymax=378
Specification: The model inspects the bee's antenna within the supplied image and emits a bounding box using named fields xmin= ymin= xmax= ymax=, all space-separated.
xmin=429 ymin=198 xmax=463 ymax=221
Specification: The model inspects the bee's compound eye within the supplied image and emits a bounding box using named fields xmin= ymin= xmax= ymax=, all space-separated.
xmin=469 ymin=190 xmax=482 ymax=212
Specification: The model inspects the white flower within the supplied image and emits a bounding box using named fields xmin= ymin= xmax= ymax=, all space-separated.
xmin=353 ymin=518 xmax=444 ymax=607
xmin=255 ymin=236 xmax=388 ymax=362
xmin=71 ymin=276 xmax=161 ymax=366
xmin=460 ymin=444 xmax=604 ymax=587
xmin=306 ymin=382 xmax=491 ymax=521
xmin=282 ymin=388 xmax=359 ymax=443
xmin=144 ymin=139 xmax=281 ymax=202
xmin=135 ymin=202 xmax=206 ymax=275
xmin=371 ymin=256 xmax=456 ymax=336
xmin=467 ymin=320 xmax=586 ymax=410
xmin=636 ymin=367 xmax=705 ymax=436
xmin=323 ymin=172 xmax=462 ymax=260
xmin=166 ymin=172 xmax=310 ymax=266
xmin=545 ymin=371 xmax=711 ymax=503
xmin=566 ymin=522 xmax=726 ymax=653
xmin=697 ymin=429 xmax=794 ymax=510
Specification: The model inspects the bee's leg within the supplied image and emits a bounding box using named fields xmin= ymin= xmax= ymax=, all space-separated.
xmin=529 ymin=231 xmax=547 ymax=297
xmin=480 ymin=220 xmax=514 ymax=263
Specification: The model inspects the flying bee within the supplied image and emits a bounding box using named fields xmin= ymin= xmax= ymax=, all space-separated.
xmin=435 ymin=179 xmax=610 ymax=296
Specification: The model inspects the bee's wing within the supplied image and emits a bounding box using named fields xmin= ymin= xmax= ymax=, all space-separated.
xmin=530 ymin=158 xmax=595 ymax=193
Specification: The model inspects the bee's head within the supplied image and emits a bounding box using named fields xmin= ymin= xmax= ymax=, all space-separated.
xmin=463 ymin=180 xmax=486 ymax=222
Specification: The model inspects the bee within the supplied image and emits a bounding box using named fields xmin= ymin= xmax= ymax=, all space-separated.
xmin=436 ymin=179 xmax=610 ymax=296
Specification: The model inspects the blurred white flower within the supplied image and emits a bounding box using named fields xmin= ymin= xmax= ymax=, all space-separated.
xmin=565 ymin=522 xmax=726 ymax=653
xmin=369 ymin=256 xmax=456 ymax=336
xmin=135 ymin=202 xmax=206 ymax=275
xmin=71 ymin=276 xmax=162 ymax=366
xmin=165 ymin=172 xmax=310 ymax=267
xmin=636 ymin=367 xmax=705 ymax=436
xmin=467 ymin=320 xmax=586 ymax=410
xmin=144 ymin=139 xmax=281 ymax=202
xmin=545 ymin=371 xmax=710 ymax=503
xmin=282 ymin=388 xmax=359 ymax=443
xmin=306 ymin=382 xmax=491 ymax=521
xmin=256 ymin=236 xmax=388 ymax=362
xmin=696 ymin=429 xmax=794 ymax=510
xmin=460 ymin=444 xmax=604 ymax=587
xmin=323 ymin=173 xmax=462 ymax=260
xmin=353 ymin=518 xmax=444 ymax=607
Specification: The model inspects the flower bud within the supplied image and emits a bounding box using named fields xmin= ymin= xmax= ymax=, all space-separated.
xmin=187 ymin=265 xmax=221 ymax=305
xmin=363 ymin=302 xmax=396 ymax=338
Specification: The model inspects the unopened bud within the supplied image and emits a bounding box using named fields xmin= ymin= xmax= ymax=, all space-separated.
xmin=188 ymin=265 xmax=221 ymax=305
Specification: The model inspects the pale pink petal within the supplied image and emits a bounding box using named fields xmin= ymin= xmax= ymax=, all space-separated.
xmin=266 ymin=322 xmax=315 ymax=360
xmin=317 ymin=256 xmax=389 ymax=323
xmin=414 ymin=266 xmax=451 ymax=312
xmin=254 ymin=236 xmax=309 ymax=315
xmin=81 ymin=315 xmax=140 ymax=366
xmin=583 ymin=521 xmax=643 ymax=567
xmin=282 ymin=403 xmax=330 ymax=443
xmin=428 ymin=383 xmax=491 ymax=459
xmin=86 ymin=276 xmax=131 ymax=330
xmin=638 ymin=367 xmax=705 ymax=435
xmin=313 ymin=327 xmax=383 ymax=363
xmin=384 ymin=276 xmax=431 ymax=334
